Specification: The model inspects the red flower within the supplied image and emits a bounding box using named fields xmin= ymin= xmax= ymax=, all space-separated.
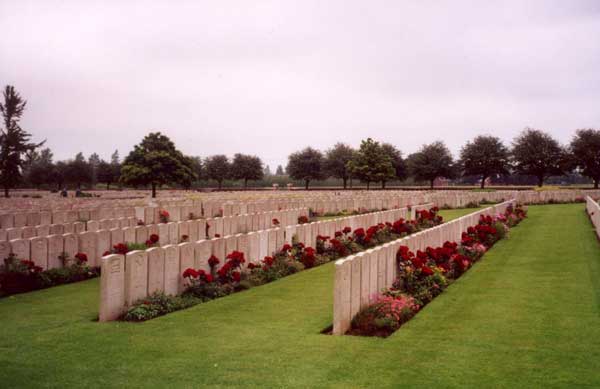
xmin=215 ymin=234 xmax=221 ymax=238
xmin=208 ymin=255 xmax=220 ymax=268
xmin=226 ymin=251 xmax=246 ymax=267
xmin=262 ymin=256 xmax=274 ymax=267
xmin=421 ymin=266 xmax=434 ymax=276
xmin=183 ymin=268 xmax=199 ymax=278
xmin=272 ymin=218 xmax=280 ymax=226
xmin=298 ymin=215 xmax=309 ymax=224
xmin=103 ymin=250 xmax=111 ymax=256
xmin=354 ymin=228 xmax=365 ymax=238
xmin=113 ymin=243 xmax=129 ymax=255
xmin=334 ymin=231 xmax=343 ymax=238
xmin=281 ymin=244 xmax=292 ymax=251
xmin=75 ymin=252 xmax=88 ymax=263
xmin=149 ymin=234 xmax=159 ymax=243
xmin=342 ymin=226 xmax=352 ymax=234
xmin=232 ymin=271 xmax=241 ymax=282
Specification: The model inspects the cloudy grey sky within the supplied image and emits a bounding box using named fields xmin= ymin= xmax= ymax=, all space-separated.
xmin=1 ymin=0 xmax=599 ymax=170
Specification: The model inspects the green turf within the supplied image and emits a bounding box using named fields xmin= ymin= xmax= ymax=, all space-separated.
xmin=1 ymin=204 xmax=599 ymax=388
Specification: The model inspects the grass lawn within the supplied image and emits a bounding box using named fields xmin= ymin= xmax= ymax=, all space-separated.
xmin=1 ymin=204 xmax=599 ymax=388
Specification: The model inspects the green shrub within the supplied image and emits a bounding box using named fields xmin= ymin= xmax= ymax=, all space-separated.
xmin=122 ymin=292 xmax=200 ymax=322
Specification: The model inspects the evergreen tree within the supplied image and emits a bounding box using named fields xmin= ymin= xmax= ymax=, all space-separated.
xmin=0 ymin=85 xmax=44 ymax=197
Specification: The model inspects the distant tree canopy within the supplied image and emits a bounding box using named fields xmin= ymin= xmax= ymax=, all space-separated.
xmin=25 ymin=148 xmax=55 ymax=189
xmin=120 ymin=132 xmax=196 ymax=197
xmin=407 ymin=141 xmax=455 ymax=188
xmin=569 ymin=129 xmax=600 ymax=189
xmin=231 ymin=153 xmax=264 ymax=188
xmin=204 ymin=155 xmax=231 ymax=190
xmin=4 ymin=84 xmax=600 ymax=192
xmin=324 ymin=143 xmax=355 ymax=189
xmin=0 ymin=85 xmax=44 ymax=197
xmin=65 ymin=152 xmax=92 ymax=189
xmin=511 ymin=128 xmax=566 ymax=187
xmin=459 ymin=135 xmax=510 ymax=188
xmin=286 ymin=147 xmax=325 ymax=189
xmin=347 ymin=138 xmax=395 ymax=189
xmin=380 ymin=143 xmax=407 ymax=188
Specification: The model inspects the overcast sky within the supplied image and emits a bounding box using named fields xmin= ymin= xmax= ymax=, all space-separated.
xmin=1 ymin=0 xmax=599 ymax=170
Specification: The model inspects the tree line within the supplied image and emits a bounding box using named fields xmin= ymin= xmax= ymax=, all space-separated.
xmin=2 ymin=84 xmax=600 ymax=198
xmin=286 ymin=131 xmax=595 ymax=190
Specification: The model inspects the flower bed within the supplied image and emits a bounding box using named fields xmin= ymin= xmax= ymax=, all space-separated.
xmin=122 ymin=207 xmax=445 ymax=322
xmin=347 ymin=203 xmax=527 ymax=337
xmin=0 ymin=234 xmax=164 ymax=298
xmin=0 ymin=252 xmax=100 ymax=297
xmin=102 ymin=234 xmax=160 ymax=256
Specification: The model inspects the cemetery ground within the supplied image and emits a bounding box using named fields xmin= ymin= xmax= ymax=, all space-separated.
xmin=1 ymin=204 xmax=599 ymax=387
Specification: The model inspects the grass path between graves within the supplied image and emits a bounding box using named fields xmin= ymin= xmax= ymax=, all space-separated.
xmin=1 ymin=204 xmax=599 ymax=388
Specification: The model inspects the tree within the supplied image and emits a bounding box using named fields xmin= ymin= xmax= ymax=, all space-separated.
xmin=27 ymin=148 xmax=55 ymax=188
xmin=347 ymin=138 xmax=394 ymax=189
xmin=286 ymin=147 xmax=325 ymax=189
xmin=54 ymin=161 xmax=68 ymax=190
xmin=275 ymin=165 xmax=284 ymax=175
xmin=0 ymin=85 xmax=44 ymax=197
xmin=88 ymin=153 xmax=101 ymax=188
xmin=189 ymin=156 xmax=203 ymax=183
xmin=120 ymin=132 xmax=197 ymax=197
xmin=459 ymin=135 xmax=510 ymax=188
xmin=407 ymin=141 xmax=455 ymax=188
xmin=263 ymin=164 xmax=272 ymax=176
xmin=569 ymin=129 xmax=600 ymax=188
xmin=511 ymin=128 xmax=566 ymax=187
xmin=65 ymin=152 xmax=92 ymax=189
xmin=97 ymin=160 xmax=116 ymax=189
xmin=324 ymin=143 xmax=354 ymax=189
xmin=204 ymin=155 xmax=231 ymax=190
xmin=109 ymin=150 xmax=121 ymax=188
xmin=231 ymin=153 xmax=264 ymax=189
xmin=381 ymin=143 xmax=407 ymax=188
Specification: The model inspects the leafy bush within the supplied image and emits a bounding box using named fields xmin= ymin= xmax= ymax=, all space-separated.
xmin=0 ymin=253 xmax=99 ymax=297
xmin=350 ymin=294 xmax=419 ymax=337
xmin=123 ymin=292 xmax=200 ymax=321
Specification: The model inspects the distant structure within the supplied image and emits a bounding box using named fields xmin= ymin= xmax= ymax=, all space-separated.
xmin=433 ymin=177 xmax=450 ymax=187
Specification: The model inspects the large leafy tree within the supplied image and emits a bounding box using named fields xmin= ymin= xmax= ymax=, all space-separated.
xmin=511 ymin=128 xmax=566 ymax=187
xmin=27 ymin=148 xmax=55 ymax=188
xmin=88 ymin=153 xmax=101 ymax=188
xmin=286 ymin=147 xmax=325 ymax=189
xmin=231 ymin=153 xmax=264 ymax=189
xmin=65 ymin=152 xmax=92 ymax=189
xmin=347 ymin=138 xmax=395 ymax=189
xmin=459 ymin=135 xmax=510 ymax=188
xmin=569 ymin=129 xmax=600 ymax=188
xmin=189 ymin=156 xmax=203 ymax=183
xmin=381 ymin=143 xmax=407 ymax=188
xmin=95 ymin=150 xmax=122 ymax=190
xmin=54 ymin=161 xmax=68 ymax=190
xmin=204 ymin=154 xmax=231 ymax=190
xmin=407 ymin=141 xmax=455 ymax=188
xmin=120 ymin=132 xmax=197 ymax=197
xmin=0 ymin=85 xmax=44 ymax=197
xmin=275 ymin=165 xmax=285 ymax=175
xmin=324 ymin=143 xmax=354 ymax=189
